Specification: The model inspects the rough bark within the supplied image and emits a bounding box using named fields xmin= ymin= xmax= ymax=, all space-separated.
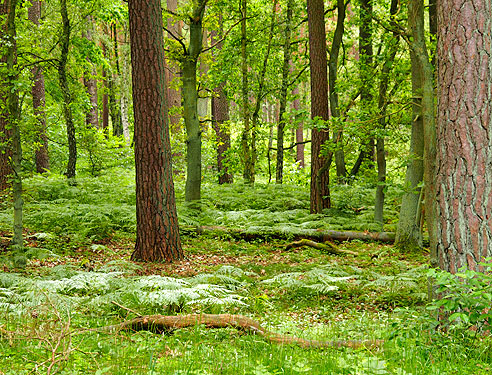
xmin=182 ymin=1 xmax=206 ymax=201
xmin=28 ymin=0 xmax=49 ymax=173
xmin=436 ymin=0 xmax=491 ymax=272
xmin=275 ymin=0 xmax=293 ymax=184
xmin=58 ymin=0 xmax=76 ymax=180
xmin=328 ymin=0 xmax=347 ymax=181
xmin=128 ymin=0 xmax=183 ymax=262
xmin=307 ymin=0 xmax=331 ymax=213
xmin=374 ymin=0 xmax=399 ymax=226
xmin=101 ymin=314 xmax=383 ymax=349
xmin=292 ymin=68 xmax=304 ymax=168
xmin=211 ymin=24 xmax=233 ymax=184
xmin=0 ymin=0 xmax=22 ymax=251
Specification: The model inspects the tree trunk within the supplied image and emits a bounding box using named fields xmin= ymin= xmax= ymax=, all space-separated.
xmin=292 ymin=66 xmax=304 ymax=168
xmin=110 ymin=23 xmax=123 ymax=137
xmin=435 ymin=0 xmax=491 ymax=272
xmin=182 ymin=1 xmax=206 ymax=202
xmin=307 ymin=0 xmax=330 ymax=213
xmin=395 ymin=10 xmax=425 ymax=249
xmin=409 ymin=0 xmax=437 ymax=266
xmin=101 ymin=44 xmax=109 ymax=135
xmin=374 ymin=0 xmax=399 ymax=226
xmin=240 ymin=0 xmax=253 ymax=183
xmin=356 ymin=0 xmax=374 ymax=172
xmin=128 ymin=0 xmax=183 ymax=262
xmin=275 ymin=0 xmax=293 ymax=184
xmin=28 ymin=0 xmax=49 ymax=173
xmin=82 ymin=17 xmax=99 ymax=130
xmin=328 ymin=0 xmax=347 ymax=182
xmin=0 ymin=0 xmax=22 ymax=253
xmin=165 ymin=0 xmax=182 ymax=131
xmin=211 ymin=24 xmax=233 ymax=184
xmin=58 ymin=0 xmax=76 ymax=180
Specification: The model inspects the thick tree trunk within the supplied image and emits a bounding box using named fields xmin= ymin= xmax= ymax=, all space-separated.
xmin=211 ymin=25 xmax=233 ymax=184
xmin=436 ymin=0 xmax=491 ymax=272
xmin=307 ymin=0 xmax=330 ymax=213
xmin=128 ymin=0 xmax=183 ymax=262
xmin=58 ymin=0 xmax=76 ymax=180
xmin=275 ymin=0 xmax=293 ymax=184
xmin=28 ymin=0 xmax=49 ymax=173
xmin=374 ymin=0 xmax=399 ymax=226
xmin=182 ymin=2 xmax=206 ymax=202
xmin=328 ymin=0 xmax=347 ymax=182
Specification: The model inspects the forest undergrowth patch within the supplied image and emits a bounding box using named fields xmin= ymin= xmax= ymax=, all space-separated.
xmin=0 ymin=237 xmax=491 ymax=374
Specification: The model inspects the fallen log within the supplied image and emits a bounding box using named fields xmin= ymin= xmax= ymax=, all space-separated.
xmin=181 ymin=225 xmax=395 ymax=243
xmin=100 ymin=313 xmax=383 ymax=349
xmin=285 ymin=239 xmax=357 ymax=256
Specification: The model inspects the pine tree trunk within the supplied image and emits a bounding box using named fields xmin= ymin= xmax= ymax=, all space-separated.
xmin=307 ymin=0 xmax=330 ymax=213
xmin=58 ymin=0 xmax=76 ymax=180
xmin=275 ymin=0 xmax=293 ymax=184
xmin=435 ymin=0 xmax=491 ymax=272
xmin=110 ymin=23 xmax=123 ymax=137
xmin=128 ymin=0 xmax=183 ymax=262
xmin=28 ymin=0 xmax=49 ymax=173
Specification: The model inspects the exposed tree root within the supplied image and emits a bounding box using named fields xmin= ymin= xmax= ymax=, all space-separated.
xmin=100 ymin=313 xmax=383 ymax=349
xmin=285 ymin=239 xmax=357 ymax=256
xmin=180 ymin=225 xmax=395 ymax=243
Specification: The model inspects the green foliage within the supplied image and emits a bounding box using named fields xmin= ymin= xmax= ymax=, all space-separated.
xmin=428 ymin=262 xmax=492 ymax=330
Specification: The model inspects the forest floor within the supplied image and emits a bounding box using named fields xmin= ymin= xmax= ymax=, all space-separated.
xmin=1 ymin=234 xmax=491 ymax=374
xmin=0 ymin=173 xmax=491 ymax=374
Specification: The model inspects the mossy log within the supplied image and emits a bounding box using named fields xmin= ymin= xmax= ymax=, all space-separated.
xmin=180 ymin=225 xmax=395 ymax=243
xmin=285 ymin=239 xmax=357 ymax=256
xmin=101 ymin=313 xmax=383 ymax=349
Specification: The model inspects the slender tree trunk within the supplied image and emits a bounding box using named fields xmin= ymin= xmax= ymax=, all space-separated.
xmin=275 ymin=0 xmax=293 ymax=184
xmin=128 ymin=0 xmax=183 ymax=262
xmin=120 ymin=28 xmax=131 ymax=145
xmin=328 ymin=0 xmax=347 ymax=182
xmin=28 ymin=0 xmax=49 ymax=173
xmin=82 ymin=16 xmax=99 ymax=129
xmin=240 ymin=0 xmax=254 ymax=183
xmin=374 ymin=0 xmax=399 ymax=225
xmin=166 ymin=0 xmax=182 ymax=130
xmin=395 ymin=19 xmax=424 ymax=249
xmin=291 ymin=64 xmax=304 ymax=168
xmin=211 ymin=24 xmax=232 ymax=184
xmin=435 ymin=0 xmax=490 ymax=272
xmin=101 ymin=44 xmax=109 ymax=135
xmin=182 ymin=1 xmax=206 ymax=201
xmin=307 ymin=0 xmax=331 ymax=213
xmin=110 ymin=23 xmax=123 ymax=137
xmin=58 ymin=0 xmax=76 ymax=180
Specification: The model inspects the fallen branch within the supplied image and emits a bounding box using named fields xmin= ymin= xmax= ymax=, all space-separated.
xmin=100 ymin=313 xmax=383 ymax=349
xmin=285 ymin=239 xmax=357 ymax=256
xmin=181 ymin=225 xmax=395 ymax=243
